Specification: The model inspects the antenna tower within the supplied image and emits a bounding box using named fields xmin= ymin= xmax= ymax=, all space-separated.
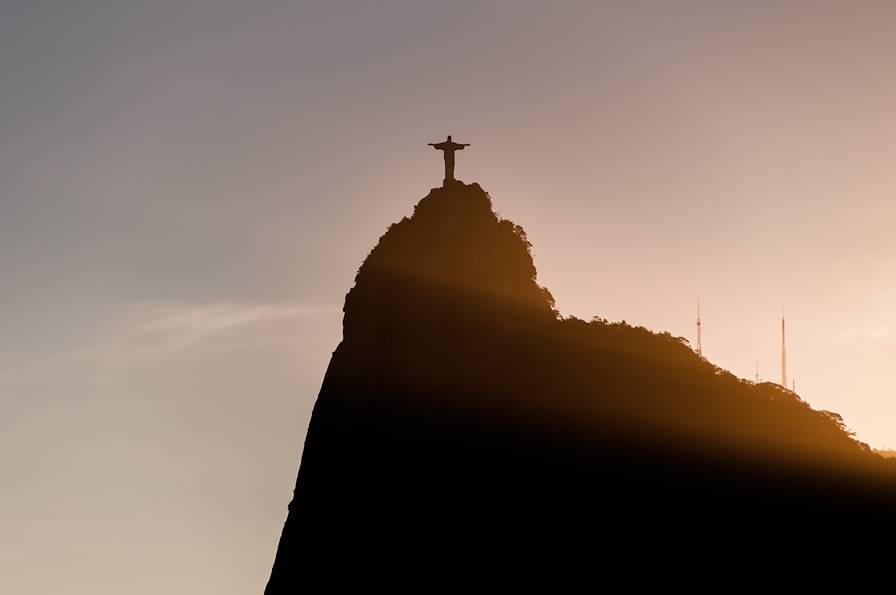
xmin=781 ymin=312 xmax=788 ymax=387
xmin=696 ymin=300 xmax=702 ymax=356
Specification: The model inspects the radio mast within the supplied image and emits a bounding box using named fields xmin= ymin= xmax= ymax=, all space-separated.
xmin=781 ymin=312 xmax=788 ymax=388
xmin=696 ymin=300 xmax=702 ymax=356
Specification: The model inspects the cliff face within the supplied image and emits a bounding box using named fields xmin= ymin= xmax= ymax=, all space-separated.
xmin=265 ymin=182 xmax=895 ymax=588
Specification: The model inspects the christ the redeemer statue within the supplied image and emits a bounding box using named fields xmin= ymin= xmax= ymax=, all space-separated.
xmin=429 ymin=135 xmax=470 ymax=186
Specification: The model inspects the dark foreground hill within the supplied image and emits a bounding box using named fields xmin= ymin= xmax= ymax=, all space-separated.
xmin=266 ymin=182 xmax=896 ymax=588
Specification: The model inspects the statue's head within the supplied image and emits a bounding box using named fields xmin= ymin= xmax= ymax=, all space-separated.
xmin=447 ymin=135 xmax=452 ymax=141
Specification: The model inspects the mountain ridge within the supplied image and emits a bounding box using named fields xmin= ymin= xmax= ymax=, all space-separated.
xmin=265 ymin=181 xmax=896 ymax=589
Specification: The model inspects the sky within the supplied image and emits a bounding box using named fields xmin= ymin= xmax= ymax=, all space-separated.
xmin=4 ymin=1 xmax=896 ymax=592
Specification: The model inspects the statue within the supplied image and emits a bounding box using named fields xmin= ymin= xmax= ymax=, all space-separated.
xmin=428 ymin=135 xmax=470 ymax=186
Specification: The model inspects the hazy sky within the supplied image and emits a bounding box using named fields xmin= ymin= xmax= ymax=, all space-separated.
xmin=4 ymin=1 xmax=896 ymax=592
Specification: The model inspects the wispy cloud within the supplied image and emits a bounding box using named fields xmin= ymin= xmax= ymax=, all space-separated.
xmin=2 ymin=301 xmax=339 ymax=383
xmin=120 ymin=301 xmax=334 ymax=356
xmin=837 ymin=325 xmax=894 ymax=343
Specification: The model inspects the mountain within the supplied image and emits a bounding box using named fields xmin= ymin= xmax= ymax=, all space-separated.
xmin=265 ymin=181 xmax=896 ymax=589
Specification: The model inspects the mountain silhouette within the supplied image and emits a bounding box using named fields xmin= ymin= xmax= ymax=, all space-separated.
xmin=265 ymin=182 xmax=896 ymax=588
